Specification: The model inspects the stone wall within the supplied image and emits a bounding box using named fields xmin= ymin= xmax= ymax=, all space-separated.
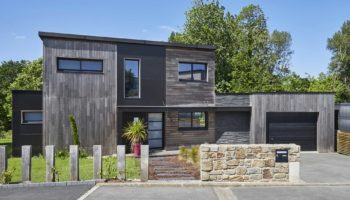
xmin=200 ymin=144 xmax=300 ymax=182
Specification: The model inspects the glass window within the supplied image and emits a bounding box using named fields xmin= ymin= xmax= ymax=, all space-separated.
xmin=57 ymin=58 xmax=103 ymax=72
xmin=178 ymin=112 xmax=207 ymax=129
xmin=178 ymin=62 xmax=207 ymax=81
xmin=22 ymin=111 xmax=42 ymax=124
xmin=125 ymin=59 xmax=140 ymax=98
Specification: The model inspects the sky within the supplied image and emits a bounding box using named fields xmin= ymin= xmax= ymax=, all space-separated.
xmin=0 ymin=0 xmax=349 ymax=77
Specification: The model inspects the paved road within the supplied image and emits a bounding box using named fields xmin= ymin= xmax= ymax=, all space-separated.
xmin=0 ymin=185 xmax=92 ymax=200
xmin=84 ymin=185 xmax=350 ymax=200
xmin=301 ymin=153 xmax=350 ymax=183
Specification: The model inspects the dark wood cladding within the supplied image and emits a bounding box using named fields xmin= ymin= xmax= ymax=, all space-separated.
xmin=250 ymin=94 xmax=335 ymax=152
xmin=165 ymin=48 xmax=215 ymax=106
xmin=215 ymin=94 xmax=250 ymax=107
xmin=164 ymin=111 xmax=215 ymax=149
xmin=42 ymin=38 xmax=117 ymax=154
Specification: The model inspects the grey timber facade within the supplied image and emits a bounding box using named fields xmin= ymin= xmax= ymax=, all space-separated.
xmin=11 ymin=32 xmax=336 ymax=155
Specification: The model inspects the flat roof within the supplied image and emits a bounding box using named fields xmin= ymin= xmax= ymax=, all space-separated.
xmin=38 ymin=31 xmax=216 ymax=51
xmin=216 ymin=92 xmax=335 ymax=95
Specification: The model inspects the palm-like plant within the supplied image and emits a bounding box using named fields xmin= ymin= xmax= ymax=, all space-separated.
xmin=122 ymin=120 xmax=147 ymax=145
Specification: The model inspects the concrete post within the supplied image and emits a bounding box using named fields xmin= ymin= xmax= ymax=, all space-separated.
xmin=117 ymin=145 xmax=125 ymax=180
xmin=45 ymin=145 xmax=55 ymax=182
xmin=289 ymin=162 xmax=300 ymax=182
xmin=70 ymin=145 xmax=79 ymax=181
xmin=22 ymin=145 xmax=32 ymax=182
xmin=0 ymin=145 xmax=7 ymax=174
xmin=141 ymin=145 xmax=149 ymax=182
xmin=93 ymin=145 xmax=102 ymax=179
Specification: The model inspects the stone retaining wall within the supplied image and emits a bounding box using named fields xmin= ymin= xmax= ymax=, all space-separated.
xmin=200 ymin=144 xmax=300 ymax=182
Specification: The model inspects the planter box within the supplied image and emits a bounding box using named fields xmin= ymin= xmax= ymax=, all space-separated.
xmin=337 ymin=131 xmax=350 ymax=156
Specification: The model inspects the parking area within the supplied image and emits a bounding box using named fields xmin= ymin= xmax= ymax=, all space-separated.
xmin=300 ymin=153 xmax=350 ymax=183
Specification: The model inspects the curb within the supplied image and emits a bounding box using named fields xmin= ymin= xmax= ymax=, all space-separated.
xmin=0 ymin=180 xmax=96 ymax=189
xmin=96 ymin=180 xmax=350 ymax=187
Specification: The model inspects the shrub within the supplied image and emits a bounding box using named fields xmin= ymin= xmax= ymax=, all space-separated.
xmin=103 ymin=156 xmax=116 ymax=180
xmin=0 ymin=168 xmax=15 ymax=184
xmin=79 ymin=148 xmax=89 ymax=159
xmin=56 ymin=148 xmax=69 ymax=159
xmin=69 ymin=114 xmax=79 ymax=146
xmin=188 ymin=146 xmax=199 ymax=164
xmin=51 ymin=167 xmax=60 ymax=182
xmin=178 ymin=146 xmax=188 ymax=161
xmin=122 ymin=119 xmax=147 ymax=145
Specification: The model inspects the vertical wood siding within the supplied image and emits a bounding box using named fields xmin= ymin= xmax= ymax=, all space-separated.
xmin=250 ymin=94 xmax=335 ymax=152
xmin=42 ymin=38 xmax=117 ymax=154
xmin=165 ymin=48 xmax=215 ymax=106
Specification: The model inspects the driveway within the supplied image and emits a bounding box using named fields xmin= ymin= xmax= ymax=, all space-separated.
xmin=301 ymin=153 xmax=350 ymax=183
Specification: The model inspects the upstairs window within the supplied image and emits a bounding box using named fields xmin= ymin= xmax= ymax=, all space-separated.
xmin=179 ymin=62 xmax=207 ymax=81
xmin=57 ymin=58 xmax=103 ymax=72
xmin=22 ymin=111 xmax=43 ymax=124
xmin=124 ymin=59 xmax=140 ymax=98
xmin=178 ymin=112 xmax=207 ymax=130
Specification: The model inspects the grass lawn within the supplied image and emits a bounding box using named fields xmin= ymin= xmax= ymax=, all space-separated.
xmin=7 ymin=156 xmax=140 ymax=183
xmin=1 ymin=132 xmax=140 ymax=183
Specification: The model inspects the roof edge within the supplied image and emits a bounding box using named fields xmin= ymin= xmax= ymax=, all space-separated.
xmin=38 ymin=31 xmax=216 ymax=51
xmin=216 ymin=92 xmax=336 ymax=95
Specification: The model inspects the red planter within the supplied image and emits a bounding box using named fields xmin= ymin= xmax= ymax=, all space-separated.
xmin=133 ymin=143 xmax=141 ymax=157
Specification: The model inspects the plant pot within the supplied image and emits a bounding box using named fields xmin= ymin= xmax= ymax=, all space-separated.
xmin=133 ymin=143 xmax=141 ymax=157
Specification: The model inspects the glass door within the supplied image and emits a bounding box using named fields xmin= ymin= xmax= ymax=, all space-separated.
xmin=148 ymin=113 xmax=163 ymax=149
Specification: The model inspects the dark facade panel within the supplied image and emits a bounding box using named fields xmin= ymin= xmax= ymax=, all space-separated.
xmin=117 ymin=43 xmax=166 ymax=106
xmin=215 ymin=94 xmax=251 ymax=107
xmin=12 ymin=90 xmax=42 ymax=156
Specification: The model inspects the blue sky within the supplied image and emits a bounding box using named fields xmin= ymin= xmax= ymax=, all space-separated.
xmin=0 ymin=0 xmax=349 ymax=77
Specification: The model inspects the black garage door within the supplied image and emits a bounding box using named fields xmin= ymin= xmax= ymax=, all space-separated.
xmin=267 ymin=112 xmax=317 ymax=151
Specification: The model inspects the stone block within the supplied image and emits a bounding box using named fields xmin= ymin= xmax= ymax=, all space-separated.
xmin=93 ymin=145 xmax=102 ymax=179
xmin=117 ymin=145 xmax=126 ymax=180
xmin=229 ymin=175 xmax=244 ymax=182
xmin=236 ymin=166 xmax=247 ymax=175
xmin=223 ymin=169 xmax=236 ymax=175
xmin=209 ymin=170 xmax=223 ymax=175
xmin=201 ymin=171 xmax=210 ymax=181
xmin=201 ymin=159 xmax=213 ymax=171
xmin=217 ymin=152 xmax=225 ymax=158
xmin=274 ymin=173 xmax=287 ymax=179
xmin=210 ymin=145 xmax=219 ymax=152
xmin=213 ymin=160 xmax=226 ymax=170
xmin=141 ymin=145 xmax=149 ymax=182
xmin=252 ymin=160 xmax=265 ymax=168
xmin=289 ymin=162 xmax=300 ymax=182
xmin=250 ymin=174 xmax=262 ymax=180
xmin=45 ymin=145 xmax=55 ymax=182
xmin=0 ymin=145 xmax=7 ymax=173
xmin=70 ymin=145 xmax=79 ymax=181
xmin=226 ymin=159 xmax=239 ymax=166
xmin=263 ymin=169 xmax=273 ymax=179
xmin=235 ymin=148 xmax=246 ymax=159
xmin=22 ymin=145 xmax=32 ymax=182
xmin=201 ymin=146 xmax=210 ymax=152
xmin=208 ymin=152 xmax=217 ymax=159
xmin=265 ymin=159 xmax=275 ymax=167
xmin=247 ymin=168 xmax=261 ymax=174
xmin=201 ymin=152 xmax=208 ymax=159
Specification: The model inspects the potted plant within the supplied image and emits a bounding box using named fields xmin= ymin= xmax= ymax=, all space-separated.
xmin=122 ymin=119 xmax=147 ymax=157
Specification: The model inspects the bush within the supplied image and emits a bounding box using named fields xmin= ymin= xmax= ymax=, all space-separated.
xmin=79 ymin=148 xmax=89 ymax=159
xmin=69 ymin=114 xmax=79 ymax=146
xmin=188 ymin=146 xmax=199 ymax=164
xmin=56 ymin=148 xmax=69 ymax=159
xmin=178 ymin=146 xmax=188 ymax=161
xmin=0 ymin=168 xmax=15 ymax=184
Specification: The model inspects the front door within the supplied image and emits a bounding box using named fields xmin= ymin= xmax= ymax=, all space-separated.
xmin=148 ymin=113 xmax=163 ymax=149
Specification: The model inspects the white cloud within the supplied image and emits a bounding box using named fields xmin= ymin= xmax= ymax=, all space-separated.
xmin=141 ymin=29 xmax=148 ymax=33
xmin=158 ymin=25 xmax=177 ymax=33
xmin=12 ymin=33 xmax=26 ymax=40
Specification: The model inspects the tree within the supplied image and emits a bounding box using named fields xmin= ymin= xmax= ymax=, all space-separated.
xmin=169 ymin=1 xmax=293 ymax=93
xmin=0 ymin=60 xmax=26 ymax=131
xmin=3 ymin=58 xmax=43 ymax=121
xmin=327 ymin=20 xmax=350 ymax=88
xmin=280 ymin=72 xmax=310 ymax=92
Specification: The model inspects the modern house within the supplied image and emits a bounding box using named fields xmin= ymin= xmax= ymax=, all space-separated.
xmin=12 ymin=32 xmax=335 ymax=156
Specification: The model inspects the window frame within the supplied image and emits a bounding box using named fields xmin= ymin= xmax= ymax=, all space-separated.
xmin=21 ymin=110 xmax=43 ymax=124
xmin=124 ymin=58 xmax=141 ymax=99
xmin=57 ymin=57 xmax=103 ymax=73
xmin=178 ymin=62 xmax=208 ymax=82
xmin=178 ymin=111 xmax=208 ymax=131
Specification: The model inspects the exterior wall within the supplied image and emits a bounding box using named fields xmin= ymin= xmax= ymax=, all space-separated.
xmin=250 ymin=93 xmax=335 ymax=153
xmin=200 ymin=144 xmax=300 ymax=182
xmin=117 ymin=43 xmax=166 ymax=106
xmin=12 ymin=90 xmax=42 ymax=156
xmin=164 ymin=110 xmax=216 ymax=149
xmin=42 ymin=38 xmax=118 ymax=154
xmin=215 ymin=94 xmax=250 ymax=107
xmin=165 ymin=48 xmax=216 ymax=106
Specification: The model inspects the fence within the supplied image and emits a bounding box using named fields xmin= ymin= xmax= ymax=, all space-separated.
xmin=0 ymin=145 xmax=149 ymax=183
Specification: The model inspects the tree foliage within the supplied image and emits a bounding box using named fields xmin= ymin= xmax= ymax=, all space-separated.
xmin=169 ymin=0 xmax=293 ymax=93
xmin=3 ymin=58 xmax=43 ymax=121
xmin=0 ymin=60 xmax=26 ymax=131
xmin=69 ymin=114 xmax=80 ymax=146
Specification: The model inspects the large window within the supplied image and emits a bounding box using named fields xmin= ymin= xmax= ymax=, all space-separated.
xmin=22 ymin=111 xmax=43 ymax=124
xmin=179 ymin=62 xmax=207 ymax=81
xmin=57 ymin=58 xmax=103 ymax=72
xmin=124 ymin=59 xmax=140 ymax=98
xmin=178 ymin=112 xmax=207 ymax=130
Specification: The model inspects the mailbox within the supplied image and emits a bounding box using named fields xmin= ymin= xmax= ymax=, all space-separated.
xmin=275 ymin=149 xmax=288 ymax=162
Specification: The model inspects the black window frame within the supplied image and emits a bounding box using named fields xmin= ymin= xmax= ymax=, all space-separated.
xmin=124 ymin=58 xmax=141 ymax=99
xmin=178 ymin=111 xmax=208 ymax=131
xmin=21 ymin=110 xmax=43 ymax=124
xmin=57 ymin=57 xmax=103 ymax=73
xmin=178 ymin=62 xmax=207 ymax=82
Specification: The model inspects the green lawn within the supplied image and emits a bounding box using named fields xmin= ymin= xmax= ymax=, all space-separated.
xmin=7 ymin=156 xmax=140 ymax=183
xmin=1 ymin=132 xmax=140 ymax=183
